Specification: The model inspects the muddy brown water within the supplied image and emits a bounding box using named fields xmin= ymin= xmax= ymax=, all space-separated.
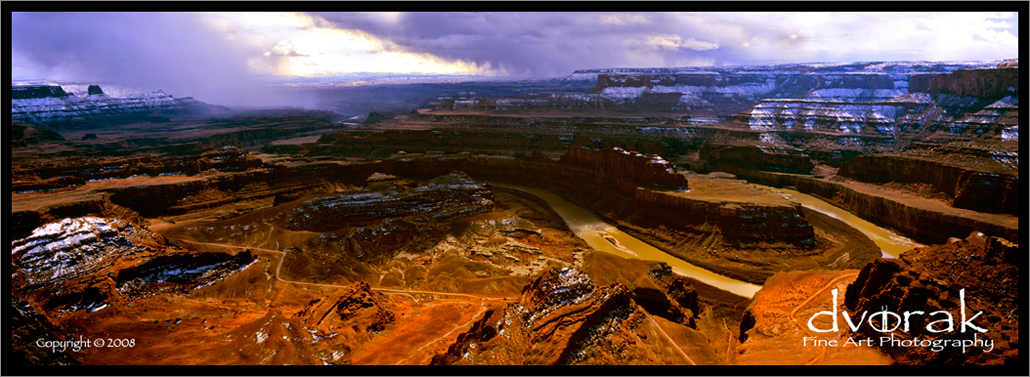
xmin=494 ymin=183 xmax=764 ymax=298
xmin=496 ymin=183 xmax=923 ymax=299
xmin=755 ymin=185 xmax=923 ymax=259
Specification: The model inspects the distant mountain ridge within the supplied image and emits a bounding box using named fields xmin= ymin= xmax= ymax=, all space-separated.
xmin=10 ymin=83 xmax=234 ymax=129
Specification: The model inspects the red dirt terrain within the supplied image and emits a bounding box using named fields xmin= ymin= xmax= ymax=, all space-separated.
xmin=8 ymin=100 xmax=1019 ymax=368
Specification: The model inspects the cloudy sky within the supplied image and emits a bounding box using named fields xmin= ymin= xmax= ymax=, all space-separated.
xmin=11 ymin=11 xmax=1019 ymax=106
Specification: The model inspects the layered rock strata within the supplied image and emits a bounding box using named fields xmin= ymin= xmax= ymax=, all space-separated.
xmin=287 ymin=171 xmax=495 ymax=232
xmin=840 ymin=153 xmax=1019 ymax=215
xmin=10 ymin=85 xmax=232 ymax=128
xmin=294 ymin=281 xmax=396 ymax=353
xmin=727 ymin=169 xmax=1018 ymax=244
xmin=430 ymin=267 xmax=708 ymax=365
xmin=745 ymin=66 xmax=1018 ymax=143
xmin=10 ymin=217 xmax=255 ymax=312
xmin=699 ymin=144 xmax=814 ymax=175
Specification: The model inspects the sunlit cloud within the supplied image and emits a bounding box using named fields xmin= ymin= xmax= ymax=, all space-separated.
xmin=202 ymin=12 xmax=493 ymax=77
xmin=11 ymin=11 xmax=1018 ymax=107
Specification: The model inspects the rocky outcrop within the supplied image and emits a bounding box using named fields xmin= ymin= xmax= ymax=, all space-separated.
xmin=430 ymin=267 xmax=703 ymax=365
xmin=699 ymin=144 xmax=814 ymax=175
xmin=294 ymin=281 xmax=396 ymax=349
xmin=839 ymin=153 xmax=1019 ymax=215
xmin=560 ymin=146 xmax=688 ymax=191
xmin=286 ymin=171 xmax=494 ymax=232
xmin=643 ymin=263 xmax=701 ymax=327
xmin=10 ymin=217 xmax=255 ymax=312
xmin=10 ymin=195 xmax=145 ymax=242
xmin=11 ymin=119 xmax=65 ymax=147
xmin=843 ymin=233 xmax=1019 ymax=365
xmin=909 ymin=68 xmax=1018 ymax=98
xmin=12 ymin=147 xmax=263 ymax=188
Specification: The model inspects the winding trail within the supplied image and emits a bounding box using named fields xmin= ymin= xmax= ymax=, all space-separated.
xmin=175 ymin=233 xmax=512 ymax=365
xmin=722 ymin=318 xmax=734 ymax=364
xmin=787 ymin=272 xmax=859 ymax=365
xmin=644 ymin=313 xmax=696 ymax=365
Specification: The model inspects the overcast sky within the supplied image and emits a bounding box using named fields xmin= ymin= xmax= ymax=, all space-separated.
xmin=11 ymin=12 xmax=1020 ymax=106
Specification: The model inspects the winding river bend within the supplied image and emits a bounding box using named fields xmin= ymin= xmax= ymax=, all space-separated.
xmin=495 ymin=183 xmax=763 ymax=298
xmin=755 ymin=185 xmax=924 ymax=259
xmin=496 ymin=183 xmax=923 ymax=300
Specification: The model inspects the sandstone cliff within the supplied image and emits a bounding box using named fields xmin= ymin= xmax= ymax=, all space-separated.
xmin=839 ymin=153 xmax=1019 ymax=215
xmin=909 ymin=68 xmax=1018 ymax=98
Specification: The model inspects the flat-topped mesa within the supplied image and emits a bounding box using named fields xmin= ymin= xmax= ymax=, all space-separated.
xmin=559 ymin=146 xmax=689 ymax=191
xmin=591 ymin=71 xmax=896 ymax=92
xmin=909 ymin=67 xmax=1019 ymax=98
xmin=11 ymin=85 xmax=72 ymax=99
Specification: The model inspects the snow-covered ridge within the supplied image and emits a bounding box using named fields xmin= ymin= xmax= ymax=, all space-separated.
xmin=746 ymin=92 xmax=1018 ymax=140
xmin=11 ymin=217 xmax=147 ymax=287
xmin=747 ymin=100 xmax=914 ymax=135
xmin=10 ymin=84 xmax=213 ymax=126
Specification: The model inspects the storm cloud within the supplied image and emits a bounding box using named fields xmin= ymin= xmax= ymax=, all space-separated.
xmin=11 ymin=12 xmax=305 ymax=107
xmin=11 ymin=12 xmax=1019 ymax=108
xmin=306 ymin=12 xmax=1019 ymax=77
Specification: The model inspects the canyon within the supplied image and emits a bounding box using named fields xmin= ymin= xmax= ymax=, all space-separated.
xmin=8 ymin=59 xmax=1019 ymax=368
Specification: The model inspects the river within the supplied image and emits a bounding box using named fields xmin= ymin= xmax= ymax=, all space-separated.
xmin=754 ymin=185 xmax=923 ymax=259
xmin=494 ymin=184 xmax=763 ymax=298
xmin=495 ymin=183 xmax=923 ymax=300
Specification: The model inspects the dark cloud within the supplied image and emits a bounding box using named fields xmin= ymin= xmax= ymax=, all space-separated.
xmin=308 ymin=12 xmax=730 ymax=77
xmin=307 ymin=12 xmax=1018 ymax=77
xmin=11 ymin=12 xmax=308 ymax=107
xmin=11 ymin=12 xmax=1018 ymax=109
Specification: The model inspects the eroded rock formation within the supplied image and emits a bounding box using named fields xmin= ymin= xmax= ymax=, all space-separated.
xmin=560 ymin=146 xmax=688 ymax=190
xmin=10 ymin=84 xmax=233 ymax=128
xmin=840 ymin=151 xmax=1019 ymax=215
xmin=11 ymin=119 xmax=65 ymax=147
xmin=844 ymin=233 xmax=1019 ymax=365
xmin=430 ymin=267 xmax=707 ymax=365
xmin=294 ymin=281 xmax=396 ymax=351
xmin=699 ymin=144 xmax=814 ymax=175
xmin=909 ymin=68 xmax=1018 ymax=98
xmin=10 ymin=217 xmax=255 ymax=312
xmin=287 ymin=171 xmax=494 ymax=232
